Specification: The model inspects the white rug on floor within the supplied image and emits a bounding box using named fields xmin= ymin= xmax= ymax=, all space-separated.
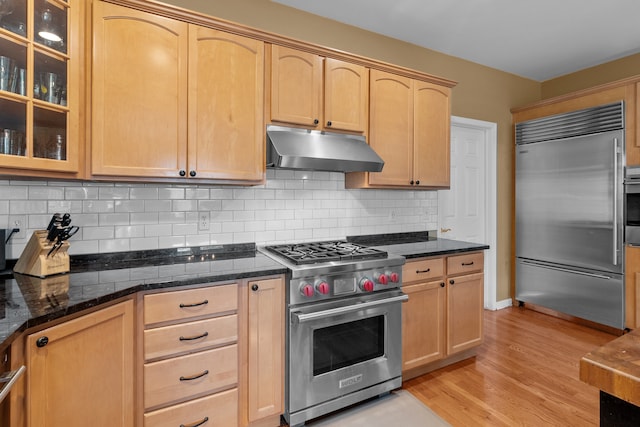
xmin=305 ymin=390 xmax=451 ymax=427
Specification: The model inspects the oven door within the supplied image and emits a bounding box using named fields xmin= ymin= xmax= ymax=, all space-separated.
xmin=287 ymin=289 xmax=407 ymax=417
xmin=626 ymin=179 xmax=640 ymax=245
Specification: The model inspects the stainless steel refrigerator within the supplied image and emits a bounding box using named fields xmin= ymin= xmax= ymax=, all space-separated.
xmin=515 ymin=102 xmax=625 ymax=329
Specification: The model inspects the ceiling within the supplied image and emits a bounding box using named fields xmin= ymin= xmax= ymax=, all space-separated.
xmin=271 ymin=0 xmax=640 ymax=81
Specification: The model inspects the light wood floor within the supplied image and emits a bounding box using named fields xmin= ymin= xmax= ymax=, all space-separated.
xmin=404 ymin=306 xmax=617 ymax=426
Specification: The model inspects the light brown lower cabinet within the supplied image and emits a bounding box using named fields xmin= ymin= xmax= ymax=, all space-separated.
xmin=402 ymin=252 xmax=484 ymax=380
xmin=625 ymin=245 xmax=640 ymax=329
xmin=26 ymin=300 xmax=135 ymax=427
xmin=245 ymin=278 xmax=284 ymax=425
xmin=15 ymin=275 xmax=285 ymax=427
xmin=142 ymin=277 xmax=285 ymax=427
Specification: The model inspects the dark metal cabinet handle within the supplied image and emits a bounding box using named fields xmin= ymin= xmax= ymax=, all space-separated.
xmin=179 ymin=332 xmax=209 ymax=341
xmin=189 ymin=170 xmax=196 ymax=177
xmin=462 ymin=261 xmax=474 ymax=266
xmin=179 ymin=299 xmax=209 ymax=308
xmin=326 ymin=120 xmax=332 ymax=126
xmin=179 ymin=170 xmax=186 ymax=177
xmin=36 ymin=336 xmax=49 ymax=347
xmin=251 ymin=284 xmax=259 ymax=291
xmin=313 ymin=119 xmax=319 ymax=125
xmin=179 ymin=370 xmax=209 ymax=381
xmin=410 ymin=180 xmax=414 ymax=185
xmin=449 ymin=279 xmax=455 ymax=285
xmin=416 ymin=268 xmax=431 ymax=274
xmin=440 ymin=282 xmax=445 ymax=287
xmin=180 ymin=417 xmax=209 ymax=427
xmin=415 ymin=180 xmax=420 ymax=185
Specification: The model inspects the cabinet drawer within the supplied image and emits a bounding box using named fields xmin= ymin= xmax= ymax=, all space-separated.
xmin=144 ymin=344 xmax=237 ymax=410
xmin=403 ymin=258 xmax=445 ymax=284
xmin=144 ymin=283 xmax=237 ymax=325
xmin=144 ymin=388 xmax=237 ymax=427
xmin=144 ymin=314 xmax=238 ymax=361
xmin=447 ymin=252 xmax=484 ymax=276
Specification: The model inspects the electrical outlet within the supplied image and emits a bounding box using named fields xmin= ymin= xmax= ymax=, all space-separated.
xmin=8 ymin=215 xmax=27 ymax=240
xmin=198 ymin=212 xmax=210 ymax=231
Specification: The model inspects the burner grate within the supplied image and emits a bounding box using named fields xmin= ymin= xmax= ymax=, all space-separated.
xmin=264 ymin=240 xmax=387 ymax=265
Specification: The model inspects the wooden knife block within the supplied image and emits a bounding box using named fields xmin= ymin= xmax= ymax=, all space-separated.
xmin=14 ymin=230 xmax=70 ymax=277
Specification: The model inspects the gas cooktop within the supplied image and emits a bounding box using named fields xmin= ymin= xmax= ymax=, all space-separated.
xmin=263 ymin=240 xmax=387 ymax=265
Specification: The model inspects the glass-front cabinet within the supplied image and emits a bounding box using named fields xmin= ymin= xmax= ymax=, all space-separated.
xmin=0 ymin=0 xmax=81 ymax=175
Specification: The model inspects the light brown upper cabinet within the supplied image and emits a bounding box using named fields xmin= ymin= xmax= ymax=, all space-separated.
xmin=0 ymin=0 xmax=83 ymax=178
xmin=91 ymin=2 xmax=264 ymax=183
xmin=346 ymin=69 xmax=451 ymax=189
xmin=268 ymin=45 xmax=368 ymax=133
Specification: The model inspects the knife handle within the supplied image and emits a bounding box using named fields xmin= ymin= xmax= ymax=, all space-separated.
xmin=46 ymin=213 xmax=62 ymax=231
xmin=46 ymin=226 xmax=60 ymax=242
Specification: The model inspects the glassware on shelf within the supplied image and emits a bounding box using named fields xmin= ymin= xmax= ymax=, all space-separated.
xmin=0 ymin=127 xmax=25 ymax=156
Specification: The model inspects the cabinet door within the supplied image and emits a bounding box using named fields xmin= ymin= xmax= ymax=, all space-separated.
xmin=625 ymin=245 xmax=640 ymax=329
xmin=368 ymin=69 xmax=414 ymax=186
xmin=269 ymin=45 xmax=322 ymax=127
xmin=402 ymin=280 xmax=446 ymax=371
xmin=26 ymin=300 xmax=134 ymax=427
xmin=324 ymin=58 xmax=368 ymax=133
xmin=91 ymin=2 xmax=188 ymax=178
xmin=629 ymin=81 xmax=640 ymax=166
xmin=188 ymin=26 xmax=264 ymax=182
xmin=247 ymin=277 xmax=284 ymax=422
xmin=413 ymin=80 xmax=451 ymax=187
xmin=0 ymin=0 xmax=81 ymax=175
xmin=447 ymin=272 xmax=484 ymax=355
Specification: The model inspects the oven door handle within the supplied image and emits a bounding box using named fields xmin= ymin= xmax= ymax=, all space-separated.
xmin=291 ymin=294 xmax=409 ymax=324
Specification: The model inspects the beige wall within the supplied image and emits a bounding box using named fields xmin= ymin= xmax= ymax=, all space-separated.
xmin=542 ymin=53 xmax=640 ymax=99
xmin=162 ymin=0 xmax=541 ymax=301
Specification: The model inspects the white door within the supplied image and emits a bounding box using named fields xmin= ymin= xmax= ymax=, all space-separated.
xmin=439 ymin=116 xmax=498 ymax=310
xmin=439 ymin=125 xmax=486 ymax=242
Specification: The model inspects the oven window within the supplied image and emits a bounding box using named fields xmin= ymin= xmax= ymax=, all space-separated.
xmin=313 ymin=315 xmax=385 ymax=376
xmin=628 ymin=192 xmax=640 ymax=226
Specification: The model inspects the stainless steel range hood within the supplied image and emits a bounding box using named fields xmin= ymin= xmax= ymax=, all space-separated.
xmin=266 ymin=125 xmax=384 ymax=173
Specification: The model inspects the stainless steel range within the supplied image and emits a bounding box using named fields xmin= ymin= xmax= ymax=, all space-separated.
xmin=259 ymin=241 xmax=407 ymax=427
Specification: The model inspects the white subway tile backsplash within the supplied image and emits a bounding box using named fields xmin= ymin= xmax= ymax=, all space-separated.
xmin=130 ymin=237 xmax=159 ymax=251
xmin=130 ymin=187 xmax=159 ymax=200
xmin=28 ymin=186 xmax=65 ymax=200
xmin=66 ymin=186 xmax=99 ymax=200
xmin=115 ymin=225 xmax=145 ymax=239
xmin=98 ymin=187 xmax=130 ymax=200
xmin=83 ymin=200 xmax=115 ymax=213
xmin=115 ymin=200 xmax=145 ymax=213
xmin=99 ymin=213 xmax=130 ymax=226
xmin=2 ymin=174 xmax=438 ymax=258
xmin=145 ymin=224 xmax=173 ymax=237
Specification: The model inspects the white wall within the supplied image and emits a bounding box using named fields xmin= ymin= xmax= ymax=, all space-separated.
xmin=1 ymin=169 xmax=438 ymax=259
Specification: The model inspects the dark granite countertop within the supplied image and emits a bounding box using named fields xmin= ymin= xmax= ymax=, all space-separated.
xmin=349 ymin=232 xmax=489 ymax=259
xmin=0 ymin=233 xmax=488 ymax=350
xmin=0 ymin=244 xmax=287 ymax=349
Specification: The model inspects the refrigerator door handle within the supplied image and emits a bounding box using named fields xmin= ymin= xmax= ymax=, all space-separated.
xmin=613 ymin=137 xmax=619 ymax=266
xmin=520 ymin=260 xmax=615 ymax=280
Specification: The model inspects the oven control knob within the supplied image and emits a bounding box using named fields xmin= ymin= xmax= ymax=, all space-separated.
xmin=300 ymin=283 xmax=315 ymax=297
xmin=375 ymin=273 xmax=389 ymax=285
xmin=315 ymin=280 xmax=330 ymax=295
xmin=388 ymin=271 xmax=400 ymax=283
xmin=359 ymin=278 xmax=375 ymax=292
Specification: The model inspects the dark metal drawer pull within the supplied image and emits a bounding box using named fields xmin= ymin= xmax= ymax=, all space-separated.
xmin=461 ymin=262 xmax=474 ymax=266
xmin=179 ymin=370 xmax=209 ymax=381
xmin=179 ymin=299 xmax=209 ymax=308
xmin=180 ymin=416 xmax=209 ymax=427
xmin=179 ymin=332 xmax=209 ymax=341
xmin=416 ymin=268 xmax=431 ymax=273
